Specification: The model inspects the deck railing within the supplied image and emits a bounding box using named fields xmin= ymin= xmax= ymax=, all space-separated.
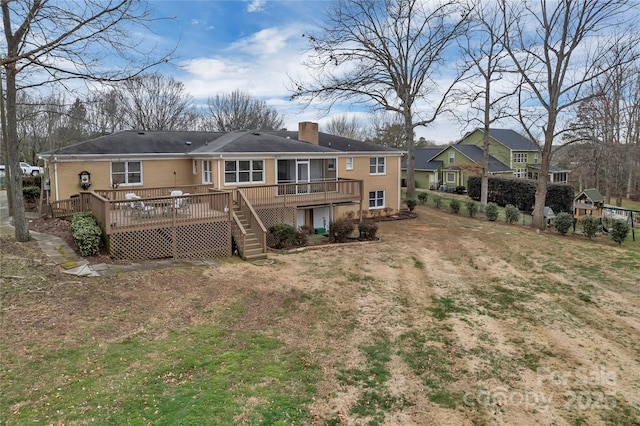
xmin=238 ymin=178 xmax=363 ymax=208
xmin=95 ymin=184 xmax=215 ymax=201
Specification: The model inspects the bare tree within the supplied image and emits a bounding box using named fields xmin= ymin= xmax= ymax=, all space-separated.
xmin=291 ymin=0 xmax=471 ymax=200
xmin=1 ymin=0 xmax=172 ymax=242
xmin=205 ymin=89 xmax=284 ymax=132
xmin=564 ymin=55 xmax=640 ymax=203
xmin=457 ymin=1 xmax=514 ymax=212
xmin=324 ymin=114 xmax=367 ymax=140
xmin=500 ymin=0 xmax=639 ymax=229
xmin=116 ymin=73 xmax=197 ymax=131
xmin=367 ymin=112 xmax=410 ymax=149
xmin=84 ymin=89 xmax=124 ymax=135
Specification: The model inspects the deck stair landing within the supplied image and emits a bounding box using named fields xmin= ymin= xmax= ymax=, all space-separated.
xmin=232 ymin=206 xmax=267 ymax=261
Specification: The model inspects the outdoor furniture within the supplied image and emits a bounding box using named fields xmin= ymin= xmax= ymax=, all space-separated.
xmin=125 ymin=193 xmax=155 ymax=218
xmin=170 ymin=190 xmax=190 ymax=215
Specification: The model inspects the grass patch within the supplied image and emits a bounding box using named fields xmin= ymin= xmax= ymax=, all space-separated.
xmin=412 ymin=256 xmax=425 ymax=269
xmin=336 ymin=336 xmax=411 ymax=423
xmin=399 ymin=330 xmax=461 ymax=408
xmin=429 ymin=297 xmax=463 ymax=321
xmin=2 ymin=325 xmax=320 ymax=424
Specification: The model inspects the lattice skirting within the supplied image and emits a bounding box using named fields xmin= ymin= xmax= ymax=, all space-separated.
xmin=108 ymin=221 xmax=231 ymax=260
xmin=256 ymin=206 xmax=296 ymax=247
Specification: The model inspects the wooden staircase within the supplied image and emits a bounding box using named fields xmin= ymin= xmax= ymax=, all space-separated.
xmin=232 ymin=206 xmax=267 ymax=261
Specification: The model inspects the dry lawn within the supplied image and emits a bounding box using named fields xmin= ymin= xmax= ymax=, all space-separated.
xmin=1 ymin=203 xmax=639 ymax=425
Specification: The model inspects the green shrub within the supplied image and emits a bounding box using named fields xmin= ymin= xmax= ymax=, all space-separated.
xmin=505 ymin=204 xmax=520 ymax=224
xmin=417 ymin=192 xmax=428 ymax=204
xmin=328 ymin=219 xmax=355 ymax=243
xmin=610 ymin=220 xmax=629 ymax=245
xmin=485 ymin=203 xmax=499 ymax=221
xmin=581 ymin=216 xmax=600 ymax=239
xmin=465 ymin=200 xmax=479 ymax=217
xmin=22 ymin=186 xmax=40 ymax=202
xmin=268 ymin=223 xmax=297 ymax=249
xmin=71 ymin=212 xmax=102 ymax=256
xmin=467 ymin=175 xmax=574 ymax=213
xmin=358 ymin=220 xmax=379 ymax=241
xmin=449 ymin=199 xmax=461 ymax=214
xmin=554 ymin=212 xmax=574 ymax=235
xmin=433 ymin=195 xmax=443 ymax=209
xmin=406 ymin=198 xmax=417 ymax=212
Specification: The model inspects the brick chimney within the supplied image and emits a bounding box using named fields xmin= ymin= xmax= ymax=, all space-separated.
xmin=298 ymin=121 xmax=319 ymax=145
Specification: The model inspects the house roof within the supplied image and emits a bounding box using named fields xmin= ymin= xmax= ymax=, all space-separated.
xmin=452 ymin=145 xmax=513 ymax=173
xmin=268 ymin=131 xmax=401 ymax=153
xmin=39 ymin=129 xmax=400 ymax=159
xmin=41 ymin=131 xmax=224 ymax=156
xmin=401 ymin=147 xmax=444 ymax=169
xmin=469 ymin=128 xmax=540 ymax=151
xmin=575 ymin=188 xmax=605 ymax=203
xmin=190 ymin=131 xmax=339 ymax=154
xmin=528 ymin=163 xmax=571 ymax=173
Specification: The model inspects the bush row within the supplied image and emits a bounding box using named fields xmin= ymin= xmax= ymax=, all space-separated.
xmin=467 ymin=176 xmax=574 ymax=213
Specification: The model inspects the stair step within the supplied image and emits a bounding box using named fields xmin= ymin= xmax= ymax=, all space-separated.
xmin=244 ymin=253 xmax=268 ymax=261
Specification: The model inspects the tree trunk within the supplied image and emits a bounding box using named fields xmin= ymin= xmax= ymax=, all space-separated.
xmin=532 ymin=128 xmax=554 ymax=230
xmin=404 ymin=111 xmax=416 ymax=201
xmin=4 ymin=63 xmax=30 ymax=242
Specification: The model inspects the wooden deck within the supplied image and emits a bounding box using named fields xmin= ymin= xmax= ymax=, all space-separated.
xmin=47 ymin=179 xmax=364 ymax=260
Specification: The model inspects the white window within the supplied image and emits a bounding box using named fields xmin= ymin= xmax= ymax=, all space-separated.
xmin=346 ymin=157 xmax=354 ymax=170
xmin=533 ymin=153 xmax=539 ymax=164
xmin=111 ymin=161 xmax=141 ymax=186
xmin=554 ymin=173 xmax=567 ymax=183
xmin=513 ymin=152 xmax=528 ymax=163
xmin=446 ymin=172 xmax=456 ymax=183
xmin=202 ymin=160 xmax=212 ymax=184
xmin=369 ymin=190 xmax=385 ymax=209
xmin=224 ymin=160 xmax=264 ymax=184
xmin=514 ymin=168 xmax=526 ymax=178
xmin=327 ymin=158 xmax=336 ymax=171
xmin=370 ymin=157 xmax=385 ymax=174
xmin=448 ymin=151 xmax=455 ymax=164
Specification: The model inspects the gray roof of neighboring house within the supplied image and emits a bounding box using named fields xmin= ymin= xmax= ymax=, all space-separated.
xmin=472 ymin=128 xmax=540 ymax=151
xmin=528 ymin=163 xmax=571 ymax=173
xmin=453 ymin=144 xmax=513 ymax=173
xmin=402 ymin=147 xmax=444 ymax=169
xmin=39 ymin=130 xmax=399 ymax=158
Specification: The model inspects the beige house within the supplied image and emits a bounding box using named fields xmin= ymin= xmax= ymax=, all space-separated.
xmin=38 ymin=122 xmax=403 ymax=261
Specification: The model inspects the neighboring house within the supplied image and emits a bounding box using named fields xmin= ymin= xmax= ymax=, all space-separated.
xmin=573 ymin=188 xmax=605 ymax=220
xmin=38 ymin=122 xmax=403 ymax=261
xmin=402 ymin=128 xmax=570 ymax=189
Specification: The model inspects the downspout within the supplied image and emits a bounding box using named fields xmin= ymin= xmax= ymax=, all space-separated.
xmin=54 ymin=160 xmax=59 ymax=202
xmin=397 ymin=156 xmax=401 ymax=211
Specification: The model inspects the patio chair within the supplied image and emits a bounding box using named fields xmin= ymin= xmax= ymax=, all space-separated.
xmin=125 ymin=193 xmax=155 ymax=218
xmin=171 ymin=191 xmax=190 ymax=215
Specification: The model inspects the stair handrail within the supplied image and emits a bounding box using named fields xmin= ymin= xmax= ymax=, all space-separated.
xmin=236 ymin=189 xmax=267 ymax=253
xmin=231 ymin=211 xmax=247 ymax=258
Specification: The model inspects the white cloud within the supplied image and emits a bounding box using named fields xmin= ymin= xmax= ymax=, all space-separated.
xmin=246 ymin=0 xmax=266 ymax=13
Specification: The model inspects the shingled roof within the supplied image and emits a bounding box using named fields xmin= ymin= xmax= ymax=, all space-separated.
xmin=485 ymin=128 xmax=540 ymax=151
xmin=39 ymin=129 xmax=400 ymax=159
xmin=453 ymin=145 xmax=513 ymax=173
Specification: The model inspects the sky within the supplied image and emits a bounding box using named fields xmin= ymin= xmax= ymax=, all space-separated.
xmin=147 ymin=0 xmax=468 ymax=144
